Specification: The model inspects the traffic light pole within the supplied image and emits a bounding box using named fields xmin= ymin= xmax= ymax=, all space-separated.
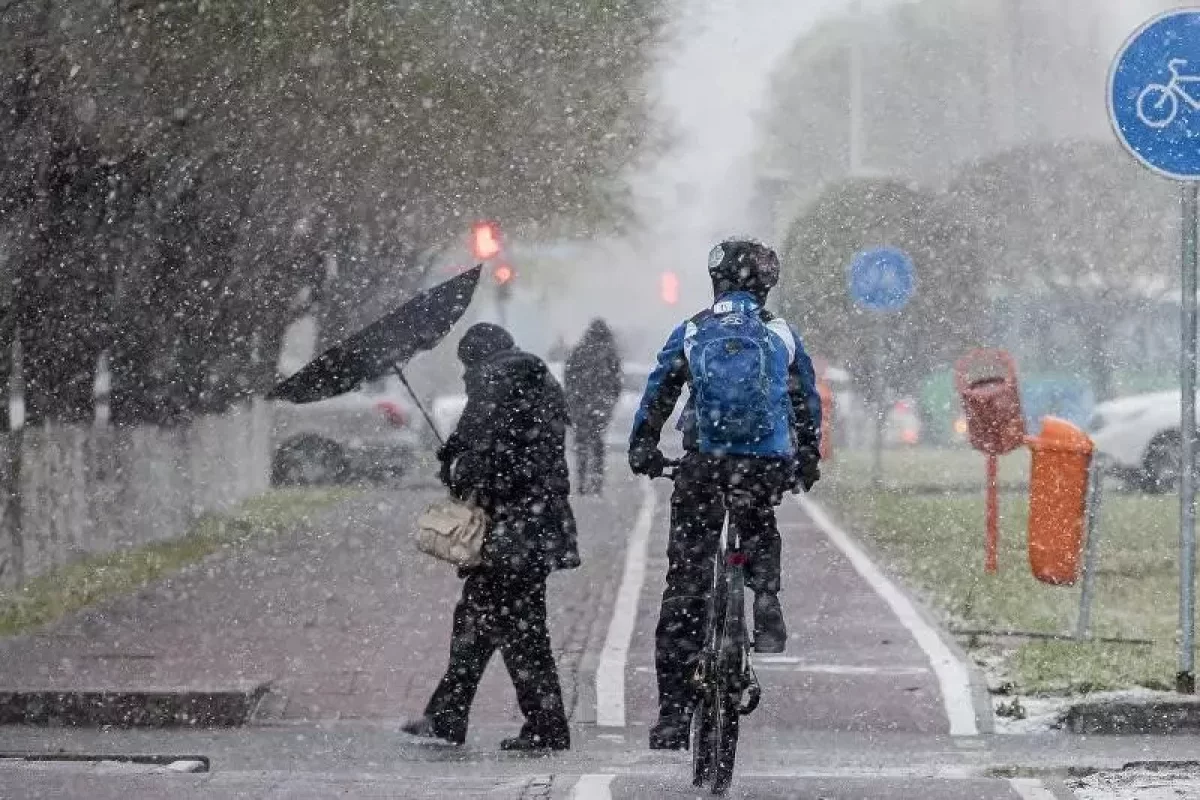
xmin=496 ymin=280 xmax=511 ymax=329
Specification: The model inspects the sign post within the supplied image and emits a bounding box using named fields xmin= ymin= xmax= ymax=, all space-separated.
xmin=1110 ymin=8 xmax=1200 ymax=693
xmin=848 ymin=247 xmax=915 ymax=490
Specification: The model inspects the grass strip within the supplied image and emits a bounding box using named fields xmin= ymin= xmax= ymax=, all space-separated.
xmin=821 ymin=448 xmax=1188 ymax=694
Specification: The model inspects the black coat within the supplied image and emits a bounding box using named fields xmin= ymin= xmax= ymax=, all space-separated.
xmin=438 ymin=347 xmax=580 ymax=575
xmin=564 ymin=321 xmax=622 ymax=432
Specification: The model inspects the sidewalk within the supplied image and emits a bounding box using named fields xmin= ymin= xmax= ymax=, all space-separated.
xmin=0 ymin=481 xmax=640 ymax=733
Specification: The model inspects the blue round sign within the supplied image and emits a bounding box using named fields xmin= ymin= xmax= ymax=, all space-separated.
xmin=1110 ymin=9 xmax=1200 ymax=180
xmin=848 ymin=247 xmax=915 ymax=312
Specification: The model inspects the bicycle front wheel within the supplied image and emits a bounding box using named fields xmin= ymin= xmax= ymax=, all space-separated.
xmin=710 ymin=689 xmax=741 ymax=795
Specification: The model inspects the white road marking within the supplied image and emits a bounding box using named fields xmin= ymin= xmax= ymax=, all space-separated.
xmin=753 ymin=657 xmax=930 ymax=676
xmin=795 ymin=495 xmax=980 ymax=736
xmin=595 ymin=479 xmax=656 ymax=728
xmin=571 ymin=773 xmax=616 ymax=800
xmin=1008 ymin=777 xmax=1058 ymax=799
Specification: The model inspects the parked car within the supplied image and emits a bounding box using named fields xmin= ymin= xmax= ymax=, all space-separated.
xmin=271 ymin=374 xmax=421 ymax=485
xmin=1089 ymin=390 xmax=1182 ymax=493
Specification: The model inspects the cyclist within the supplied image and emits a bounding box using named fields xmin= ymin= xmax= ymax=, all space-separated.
xmin=628 ymin=238 xmax=822 ymax=750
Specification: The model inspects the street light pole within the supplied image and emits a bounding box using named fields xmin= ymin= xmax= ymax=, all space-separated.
xmin=848 ymin=0 xmax=865 ymax=175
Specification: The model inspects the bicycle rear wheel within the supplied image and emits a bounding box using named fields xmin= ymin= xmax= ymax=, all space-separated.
xmin=709 ymin=687 xmax=740 ymax=794
xmin=690 ymin=690 xmax=715 ymax=787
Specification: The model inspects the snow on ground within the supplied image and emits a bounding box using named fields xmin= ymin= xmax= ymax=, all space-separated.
xmin=990 ymin=682 xmax=1194 ymax=734
xmin=973 ymin=643 xmax=1192 ymax=735
xmin=1071 ymin=768 xmax=1200 ymax=799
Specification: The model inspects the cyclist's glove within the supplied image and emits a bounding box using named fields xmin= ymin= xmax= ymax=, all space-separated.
xmin=629 ymin=446 xmax=667 ymax=478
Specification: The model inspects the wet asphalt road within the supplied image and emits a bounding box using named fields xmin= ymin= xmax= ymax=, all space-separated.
xmin=0 ymin=457 xmax=1185 ymax=798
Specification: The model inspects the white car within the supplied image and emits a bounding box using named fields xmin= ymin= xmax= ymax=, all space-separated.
xmin=1089 ymin=390 xmax=1183 ymax=493
xmin=271 ymin=374 xmax=421 ymax=485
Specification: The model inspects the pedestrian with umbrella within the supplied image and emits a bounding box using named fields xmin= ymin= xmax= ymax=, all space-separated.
xmin=268 ymin=268 xmax=576 ymax=750
xmin=403 ymin=322 xmax=578 ymax=750
xmin=564 ymin=318 xmax=622 ymax=495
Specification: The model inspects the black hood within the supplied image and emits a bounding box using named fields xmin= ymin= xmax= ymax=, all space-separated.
xmin=457 ymin=322 xmax=515 ymax=367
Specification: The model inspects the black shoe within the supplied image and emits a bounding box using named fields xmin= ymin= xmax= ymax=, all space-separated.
xmin=753 ymin=592 xmax=787 ymax=654
xmin=401 ymin=717 xmax=461 ymax=745
xmin=499 ymin=731 xmax=569 ymax=752
xmin=648 ymin=716 xmax=690 ymax=750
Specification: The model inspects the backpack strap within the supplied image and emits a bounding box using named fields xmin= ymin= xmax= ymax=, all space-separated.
xmin=682 ymin=309 xmax=711 ymax=362
xmin=757 ymin=308 xmax=797 ymax=364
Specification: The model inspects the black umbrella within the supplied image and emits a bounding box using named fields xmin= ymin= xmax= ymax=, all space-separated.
xmin=267 ymin=265 xmax=482 ymax=443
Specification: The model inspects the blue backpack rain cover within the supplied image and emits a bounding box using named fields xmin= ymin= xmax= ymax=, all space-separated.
xmin=685 ymin=300 xmax=791 ymax=455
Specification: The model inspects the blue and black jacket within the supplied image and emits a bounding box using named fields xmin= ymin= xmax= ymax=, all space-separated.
xmin=629 ymin=291 xmax=822 ymax=461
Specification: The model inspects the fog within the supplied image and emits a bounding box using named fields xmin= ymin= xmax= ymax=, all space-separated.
xmin=542 ymin=0 xmax=1185 ymax=360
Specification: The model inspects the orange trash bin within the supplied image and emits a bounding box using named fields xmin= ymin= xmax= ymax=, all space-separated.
xmin=1026 ymin=417 xmax=1094 ymax=586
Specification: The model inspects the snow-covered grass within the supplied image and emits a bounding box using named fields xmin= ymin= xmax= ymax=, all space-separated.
xmin=825 ymin=447 xmax=1030 ymax=491
xmin=0 ymin=489 xmax=355 ymax=638
xmin=820 ymin=448 xmax=1188 ymax=696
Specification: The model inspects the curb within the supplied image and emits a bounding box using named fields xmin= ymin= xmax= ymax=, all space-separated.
xmin=0 ymin=682 xmax=269 ymax=727
xmin=1064 ymin=699 xmax=1200 ymax=735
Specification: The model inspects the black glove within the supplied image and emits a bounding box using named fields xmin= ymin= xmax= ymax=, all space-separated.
xmin=629 ymin=446 xmax=667 ymax=478
xmin=794 ymin=448 xmax=821 ymax=492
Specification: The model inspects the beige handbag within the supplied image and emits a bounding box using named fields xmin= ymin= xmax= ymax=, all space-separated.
xmin=414 ymin=496 xmax=488 ymax=568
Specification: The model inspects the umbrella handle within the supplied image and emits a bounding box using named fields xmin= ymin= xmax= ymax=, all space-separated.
xmin=393 ymin=365 xmax=445 ymax=449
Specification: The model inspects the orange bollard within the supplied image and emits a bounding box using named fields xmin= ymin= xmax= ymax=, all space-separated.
xmin=1026 ymin=417 xmax=1094 ymax=586
xmin=817 ymin=375 xmax=834 ymax=462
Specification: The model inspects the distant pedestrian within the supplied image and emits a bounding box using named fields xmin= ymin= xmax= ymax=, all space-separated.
xmin=403 ymin=322 xmax=578 ymax=751
xmin=564 ymin=319 xmax=622 ymax=495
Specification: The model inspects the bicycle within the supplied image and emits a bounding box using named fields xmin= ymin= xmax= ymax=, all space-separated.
xmin=657 ymin=460 xmax=762 ymax=796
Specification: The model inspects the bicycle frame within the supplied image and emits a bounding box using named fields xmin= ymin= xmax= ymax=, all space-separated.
xmin=706 ymin=490 xmax=761 ymax=711
xmin=689 ymin=486 xmax=762 ymax=795
xmin=1167 ymin=60 xmax=1200 ymax=110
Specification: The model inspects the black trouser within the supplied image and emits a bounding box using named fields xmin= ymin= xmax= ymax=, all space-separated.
xmin=655 ymin=453 xmax=789 ymax=720
xmin=575 ymin=423 xmax=607 ymax=494
xmin=425 ymin=570 xmax=569 ymax=746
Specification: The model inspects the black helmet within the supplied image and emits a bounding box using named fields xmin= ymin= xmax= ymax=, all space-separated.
xmin=707 ymin=238 xmax=780 ymax=301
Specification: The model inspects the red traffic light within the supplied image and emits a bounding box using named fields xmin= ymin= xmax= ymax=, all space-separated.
xmin=494 ymin=263 xmax=515 ymax=284
xmin=471 ymin=221 xmax=502 ymax=261
xmin=660 ymin=271 xmax=680 ymax=305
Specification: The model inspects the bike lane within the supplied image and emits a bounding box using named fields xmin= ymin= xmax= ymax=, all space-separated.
xmin=601 ymin=486 xmax=1003 ymax=798
xmin=622 ymin=488 xmax=954 ymax=735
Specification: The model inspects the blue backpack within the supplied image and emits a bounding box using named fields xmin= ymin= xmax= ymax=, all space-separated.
xmin=685 ymin=299 xmax=792 ymax=456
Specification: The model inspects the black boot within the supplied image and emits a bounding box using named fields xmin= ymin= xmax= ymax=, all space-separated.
xmin=401 ymin=716 xmax=462 ymax=745
xmin=753 ymin=592 xmax=787 ymax=654
xmin=500 ymin=729 xmax=570 ymax=752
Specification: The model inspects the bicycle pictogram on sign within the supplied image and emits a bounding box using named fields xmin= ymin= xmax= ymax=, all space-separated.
xmin=1137 ymin=58 xmax=1200 ymax=128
